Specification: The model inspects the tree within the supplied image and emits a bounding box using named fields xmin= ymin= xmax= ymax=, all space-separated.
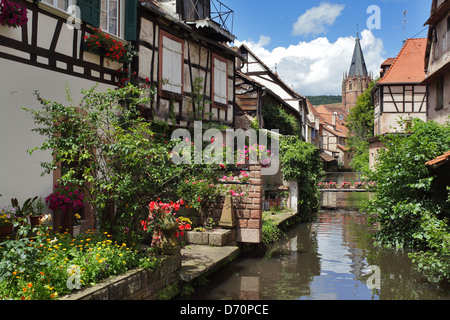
xmin=366 ymin=119 xmax=450 ymax=281
xmin=345 ymin=79 xmax=378 ymax=173
xmin=23 ymin=84 xmax=225 ymax=245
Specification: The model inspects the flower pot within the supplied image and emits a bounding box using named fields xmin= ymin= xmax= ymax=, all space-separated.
xmin=159 ymin=218 xmax=181 ymax=255
xmin=73 ymin=225 xmax=81 ymax=237
xmin=0 ymin=224 xmax=13 ymax=236
xmin=30 ymin=215 xmax=44 ymax=226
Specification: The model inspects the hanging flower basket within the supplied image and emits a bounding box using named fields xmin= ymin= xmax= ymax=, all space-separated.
xmin=0 ymin=0 xmax=28 ymax=29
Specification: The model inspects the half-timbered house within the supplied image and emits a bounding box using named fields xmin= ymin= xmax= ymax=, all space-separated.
xmin=421 ymin=0 xmax=450 ymax=125
xmin=0 ymin=0 xmax=137 ymax=223
xmin=135 ymin=0 xmax=240 ymax=127
xmin=238 ymin=44 xmax=307 ymax=140
xmin=369 ymin=38 xmax=428 ymax=169
xmin=234 ymin=70 xmax=302 ymax=132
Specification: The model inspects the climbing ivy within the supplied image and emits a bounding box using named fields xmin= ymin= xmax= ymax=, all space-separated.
xmin=279 ymin=136 xmax=323 ymax=221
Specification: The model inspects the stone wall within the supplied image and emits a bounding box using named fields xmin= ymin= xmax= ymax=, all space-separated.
xmin=233 ymin=164 xmax=263 ymax=243
xmin=201 ymin=164 xmax=264 ymax=244
xmin=61 ymin=255 xmax=181 ymax=300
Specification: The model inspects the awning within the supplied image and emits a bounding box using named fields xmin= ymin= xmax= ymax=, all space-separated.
xmin=320 ymin=152 xmax=337 ymax=162
xmin=425 ymin=151 xmax=450 ymax=169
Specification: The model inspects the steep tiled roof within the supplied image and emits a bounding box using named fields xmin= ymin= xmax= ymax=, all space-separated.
xmin=348 ymin=36 xmax=368 ymax=77
xmin=378 ymin=38 xmax=427 ymax=84
xmin=314 ymin=104 xmax=349 ymax=138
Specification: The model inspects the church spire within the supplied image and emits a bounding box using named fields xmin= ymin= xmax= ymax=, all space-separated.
xmin=348 ymin=32 xmax=368 ymax=77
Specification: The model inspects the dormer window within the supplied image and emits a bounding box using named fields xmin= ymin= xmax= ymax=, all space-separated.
xmin=179 ymin=0 xmax=210 ymax=21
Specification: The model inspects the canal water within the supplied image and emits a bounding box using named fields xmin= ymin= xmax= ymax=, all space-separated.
xmin=181 ymin=191 xmax=450 ymax=300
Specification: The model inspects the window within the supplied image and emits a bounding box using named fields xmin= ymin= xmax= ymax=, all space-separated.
xmin=181 ymin=0 xmax=210 ymax=21
xmin=100 ymin=0 xmax=120 ymax=37
xmin=42 ymin=0 xmax=73 ymax=11
xmin=77 ymin=0 xmax=136 ymax=41
xmin=212 ymin=54 xmax=228 ymax=107
xmin=159 ymin=31 xmax=184 ymax=95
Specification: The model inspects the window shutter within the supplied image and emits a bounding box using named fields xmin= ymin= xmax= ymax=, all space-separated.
xmin=124 ymin=0 xmax=137 ymax=41
xmin=162 ymin=36 xmax=183 ymax=94
xmin=214 ymin=58 xmax=227 ymax=104
xmin=78 ymin=0 xmax=101 ymax=28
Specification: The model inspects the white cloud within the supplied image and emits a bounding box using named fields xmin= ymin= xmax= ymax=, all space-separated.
xmin=236 ymin=29 xmax=385 ymax=96
xmin=292 ymin=2 xmax=345 ymax=37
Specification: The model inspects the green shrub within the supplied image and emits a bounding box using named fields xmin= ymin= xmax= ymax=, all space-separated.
xmin=366 ymin=119 xmax=450 ymax=281
xmin=0 ymin=224 xmax=158 ymax=300
xmin=279 ymin=136 xmax=322 ymax=221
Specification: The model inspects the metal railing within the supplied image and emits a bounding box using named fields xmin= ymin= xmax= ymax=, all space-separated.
xmin=210 ymin=0 xmax=234 ymax=34
xmin=182 ymin=0 xmax=234 ymax=35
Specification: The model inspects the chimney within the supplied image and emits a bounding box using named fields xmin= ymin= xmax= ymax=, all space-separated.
xmin=332 ymin=112 xmax=337 ymax=126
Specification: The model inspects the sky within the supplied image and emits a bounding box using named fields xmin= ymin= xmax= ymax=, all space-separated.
xmin=223 ymin=0 xmax=432 ymax=96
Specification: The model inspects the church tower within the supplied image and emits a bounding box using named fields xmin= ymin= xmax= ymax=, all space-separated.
xmin=342 ymin=33 xmax=372 ymax=111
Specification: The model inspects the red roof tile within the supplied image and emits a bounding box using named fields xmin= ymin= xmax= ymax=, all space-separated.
xmin=378 ymin=38 xmax=427 ymax=84
xmin=425 ymin=151 xmax=450 ymax=168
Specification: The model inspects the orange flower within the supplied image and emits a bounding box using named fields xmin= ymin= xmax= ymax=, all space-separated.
xmin=27 ymin=282 xmax=33 ymax=288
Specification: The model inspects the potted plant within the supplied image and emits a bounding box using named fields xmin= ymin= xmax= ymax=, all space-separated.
xmin=341 ymin=181 xmax=351 ymax=189
xmin=83 ymin=28 xmax=135 ymax=63
xmin=0 ymin=205 xmax=15 ymax=236
xmin=11 ymin=196 xmax=37 ymax=224
xmin=0 ymin=0 xmax=28 ymax=29
xmin=140 ymin=199 xmax=184 ymax=255
xmin=29 ymin=197 xmax=45 ymax=226
xmin=45 ymin=182 xmax=85 ymax=235
xmin=73 ymin=213 xmax=82 ymax=236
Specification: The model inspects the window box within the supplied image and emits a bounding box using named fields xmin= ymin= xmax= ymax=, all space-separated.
xmin=83 ymin=28 xmax=127 ymax=62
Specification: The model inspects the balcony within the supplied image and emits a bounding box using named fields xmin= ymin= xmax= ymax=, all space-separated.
xmin=180 ymin=0 xmax=235 ymax=42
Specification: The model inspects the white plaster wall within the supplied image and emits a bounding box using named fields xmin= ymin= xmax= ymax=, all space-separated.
xmin=0 ymin=58 xmax=114 ymax=207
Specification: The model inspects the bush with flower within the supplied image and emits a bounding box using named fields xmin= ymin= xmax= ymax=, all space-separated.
xmin=354 ymin=181 xmax=366 ymax=189
xmin=0 ymin=205 xmax=15 ymax=227
xmin=341 ymin=181 xmax=351 ymax=189
xmin=176 ymin=216 xmax=192 ymax=238
xmin=0 ymin=0 xmax=28 ymax=29
xmin=45 ymin=183 xmax=85 ymax=213
xmin=0 ymin=223 xmax=160 ymax=300
xmin=327 ymin=181 xmax=337 ymax=189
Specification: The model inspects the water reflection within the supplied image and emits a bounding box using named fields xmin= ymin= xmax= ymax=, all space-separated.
xmin=180 ymin=193 xmax=450 ymax=300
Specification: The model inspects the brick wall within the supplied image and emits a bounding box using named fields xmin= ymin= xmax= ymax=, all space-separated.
xmin=234 ymin=164 xmax=263 ymax=243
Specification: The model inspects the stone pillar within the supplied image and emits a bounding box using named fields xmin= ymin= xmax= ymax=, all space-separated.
xmin=235 ymin=164 xmax=263 ymax=243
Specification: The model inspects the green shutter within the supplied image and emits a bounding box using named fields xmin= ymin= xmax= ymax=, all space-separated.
xmin=124 ymin=0 xmax=138 ymax=41
xmin=79 ymin=0 xmax=101 ymax=28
